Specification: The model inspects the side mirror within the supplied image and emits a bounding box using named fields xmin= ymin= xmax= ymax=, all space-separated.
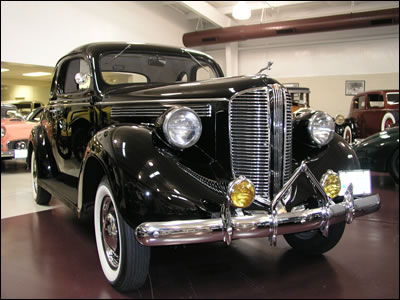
xmin=75 ymin=72 xmax=90 ymax=85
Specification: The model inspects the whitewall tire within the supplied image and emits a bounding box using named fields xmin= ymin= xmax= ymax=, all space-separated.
xmin=94 ymin=176 xmax=150 ymax=291
xmin=31 ymin=150 xmax=51 ymax=205
xmin=343 ymin=125 xmax=352 ymax=144
xmin=381 ymin=112 xmax=396 ymax=131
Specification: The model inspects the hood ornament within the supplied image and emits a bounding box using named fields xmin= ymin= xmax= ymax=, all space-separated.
xmin=257 ymin=61 xmax=273 ymax=74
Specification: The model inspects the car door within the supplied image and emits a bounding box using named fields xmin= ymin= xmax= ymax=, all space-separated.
xmin=47 ymin=55 xmax=94 ymax=179
xmin=363 ymin=93 xmax=386 ymax=136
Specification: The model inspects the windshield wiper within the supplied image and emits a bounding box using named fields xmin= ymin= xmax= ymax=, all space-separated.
xmin=106 ymin=44 xmax=132 ymax=64
xmin=182 ymin=49 xmax=210 ymax=74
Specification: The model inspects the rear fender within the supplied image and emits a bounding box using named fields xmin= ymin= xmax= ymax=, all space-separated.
xmin=28 ymin=125 xmax=58 ymax=179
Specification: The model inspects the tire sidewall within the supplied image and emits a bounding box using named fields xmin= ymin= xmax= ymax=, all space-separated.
xmin=343 ymin=125 xmax=352 ymax=144
xmin=381 ymin=112 xmax=396 ymax=131
xmin=389 ymin=149 xmax=399 ymax=183
xmin=94 ymin=180 xmax=123 ymax=284
xmin=31 ymin=150 xmax=38 ymax=200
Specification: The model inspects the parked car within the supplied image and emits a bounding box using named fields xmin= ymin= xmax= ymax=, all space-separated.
xmin=335 ymin=90 xmax=399 ymax=144
xmin=353 ymin=125 xmax=399 ymax=183
xmin=1 ymin=104 xmax=42 ymax=160
xmin=1 ymin=100 xmax=43 ymax=118
xmin=27 ymin=42 xmax=380 ymax=292
xmin=286 ymin=86 xmax=310 ymax=113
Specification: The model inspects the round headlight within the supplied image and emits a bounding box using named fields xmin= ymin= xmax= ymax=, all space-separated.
xmin=335 ymin=114 xmax=345 ymax=126
xmin=308 ymin=111 xmax=335 ymax=146
xmin=163 ymin=107 xmax=202 ymax=149
xmin=1 ymin=127 xmax=5 ymax=138
xmin=228 ymin=176 xmax=255 ymax=208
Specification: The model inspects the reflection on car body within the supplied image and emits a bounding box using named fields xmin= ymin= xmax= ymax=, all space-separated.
xmin=353 ymin=125 xmax=399 ymax=183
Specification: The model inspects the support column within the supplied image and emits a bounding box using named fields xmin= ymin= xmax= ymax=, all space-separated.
xmin=225 ymin=41 xmax=238 ymax=77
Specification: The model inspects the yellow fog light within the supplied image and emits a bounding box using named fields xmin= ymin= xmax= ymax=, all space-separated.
xmin=228 ymin=176 xmax=255 ymax=208
xmin=320 ymin=170 xmax=341 ymax=198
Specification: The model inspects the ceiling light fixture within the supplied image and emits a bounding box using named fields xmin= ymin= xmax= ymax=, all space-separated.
xmin=1 ymin=68 xmax=9 ymax=72
xmin=232 ymin=1 xmax=251 ymax=20
xmin=22 ymin=72 xmax=51 ymax=77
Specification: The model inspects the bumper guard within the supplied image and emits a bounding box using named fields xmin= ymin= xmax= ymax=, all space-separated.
xmin=135 ymin=161 xmax=380 ymax=247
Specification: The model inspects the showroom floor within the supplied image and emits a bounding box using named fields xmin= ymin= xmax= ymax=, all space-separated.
xmin=1 ymin=159 xmax=399 ymax=299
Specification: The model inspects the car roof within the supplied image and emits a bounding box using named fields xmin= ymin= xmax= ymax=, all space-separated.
xmin=354 ymin=90 xmax=399 ymax=96
xmin=63 ymin=42 xmax=214 ymax=61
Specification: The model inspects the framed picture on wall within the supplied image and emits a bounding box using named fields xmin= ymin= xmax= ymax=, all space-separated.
xmin=345 ymin=80 xmax=365 ymax=96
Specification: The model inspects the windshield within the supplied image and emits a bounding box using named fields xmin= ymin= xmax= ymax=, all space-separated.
xmin=1 ymin=106 xmax=24 ymax=119
xmin=99 ymin=52 xmax=218 ymax=87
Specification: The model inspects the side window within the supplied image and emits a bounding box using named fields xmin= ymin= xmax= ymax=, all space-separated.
xmin=368 ymin=94 xmax=384 ymax=108
xmin=386 ymin=93 xmax=399 ymax=105
xmin=353 ymin=97 xmax=359 ymax=109
xmin=59 ymin=58 xmax=90 ymax=94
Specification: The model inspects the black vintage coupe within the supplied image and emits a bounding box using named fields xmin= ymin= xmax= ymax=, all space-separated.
xmin=28 ymin=42 xmax=380 ymax=292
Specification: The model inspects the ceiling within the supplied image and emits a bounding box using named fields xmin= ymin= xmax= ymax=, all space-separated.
xmin=1 ymin=1 xmax=398 ymax=83
xmin=1 ymin=61 xmax=54 ymax=83
xmin=166 ymin=1 xmax=399 ymax=30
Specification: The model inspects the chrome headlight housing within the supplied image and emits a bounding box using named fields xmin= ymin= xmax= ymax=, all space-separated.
xmin=308 ymin=111 xmax=335 ymax=146
xmin=335 ymin=114 xmax=345 ymax=126
xmin=1 ymin=127 xmax=5 ymax=138
xmin=162 ymin=107 xmax=202 ymax=149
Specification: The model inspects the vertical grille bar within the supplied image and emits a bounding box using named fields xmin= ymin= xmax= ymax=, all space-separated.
xmin=229 ymin=85 xmax=292 ymax=204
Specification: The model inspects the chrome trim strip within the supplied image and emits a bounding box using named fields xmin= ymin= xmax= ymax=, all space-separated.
xmin=111 ymin=104 xmax=212 ymax=118
xmin=97 ymin=98 xmax=228 ymax=106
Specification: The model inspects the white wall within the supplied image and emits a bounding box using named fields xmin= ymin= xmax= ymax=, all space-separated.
xmin=1 ymin=1 xmax=194 ymax=67
xmin=202 ymin=25 xmax=399 ymax=118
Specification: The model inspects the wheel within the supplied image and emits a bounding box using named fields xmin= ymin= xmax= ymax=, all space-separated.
xmin=94 ymin=176 xmax=150 ymax=292
xmin=343 ymin=125 xmax=352 ymax=144
xmin=31 ymin=150 xmax=51 ymax=205
xmin=388 ymin=149 xmax=399 ymax=184
xmin=381 ymin=112 xmax=397 ymax=131
xmin=284 ymin=221 xmax=346 ymax=255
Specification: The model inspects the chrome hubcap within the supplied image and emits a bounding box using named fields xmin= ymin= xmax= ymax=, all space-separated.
xmin=385 ymin=119 xmax=393 ymax=129
xmin=101 ymin=196 xmax=119 ymax=269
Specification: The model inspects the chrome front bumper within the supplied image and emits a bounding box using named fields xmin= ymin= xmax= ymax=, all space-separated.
xmin=135 ymin=161 xmax=381 ymax=247
xmin=135 ymin=194 xmax=380 ymax=246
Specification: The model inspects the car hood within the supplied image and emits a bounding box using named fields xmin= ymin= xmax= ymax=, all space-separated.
xmin=103 ymin=75 xmax=279 ymax=100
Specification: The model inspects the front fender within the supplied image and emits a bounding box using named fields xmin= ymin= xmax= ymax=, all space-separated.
xmin=290 ymin=133 xmax=360 ymax=207
xmin=80 ymin=124 xmax=226 ymax=229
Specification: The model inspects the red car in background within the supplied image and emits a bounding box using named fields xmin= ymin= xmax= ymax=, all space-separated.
xmin=1 ymin=104 xmax=43 ymax=160
xmin=335 ymin=90 xmax=399 ymax=143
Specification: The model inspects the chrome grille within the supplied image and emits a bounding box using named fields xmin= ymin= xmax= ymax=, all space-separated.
xmin=229 ymin=85 xmax=292 ymax=203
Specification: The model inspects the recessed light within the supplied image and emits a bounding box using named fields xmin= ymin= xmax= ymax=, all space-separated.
xmin=22 ymin=72 xmax=51 ymax=77
xmin=1 ymin=68 xmax=9 ymax=72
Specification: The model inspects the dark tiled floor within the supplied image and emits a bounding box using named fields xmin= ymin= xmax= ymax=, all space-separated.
xmin=1 ymin=172 xmax=399 ymax=299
